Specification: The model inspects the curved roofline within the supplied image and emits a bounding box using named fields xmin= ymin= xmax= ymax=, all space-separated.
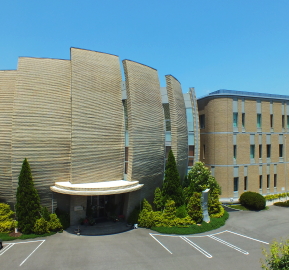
xmin=198 ymin=89 xmax=289 ymax=102
xmin=70 ymin=47 xmax=119 ymax=57
xmin=165 ymin=74 xmax=181 ymax=84
xmin=122 ymin=59 xmax=157 ymax=71
xmin=18 ymin=56 xmax=69 ymax=61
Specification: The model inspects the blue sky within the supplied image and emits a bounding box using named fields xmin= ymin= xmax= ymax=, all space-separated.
xmin=1 ymin=0 xmax=288 ymax=98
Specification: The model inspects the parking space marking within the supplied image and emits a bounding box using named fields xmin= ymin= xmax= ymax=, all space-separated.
xmin=0 ymin=243 xmax=14 ymax=256
xmin=149 ymin=230 xmax=268 ymax=258
xmin=208 ymin=235 xmax=249 ymax=255
xmin=19 ymin=240 xmax=45 ymax=266
xmin=181 ymin=237 xmax=212 ymax=258
xmin=0 ymin=239 xmax=45 ymax=267
xmin=225 ymin=230 xmax=269 ymax=244
xmin=150 ymin=234 xmax=172 ymax=254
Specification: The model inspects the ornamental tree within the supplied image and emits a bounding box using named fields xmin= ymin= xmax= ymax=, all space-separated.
xmin=15 ymin=158 xmax=41 ymax=234
xmin=162 ymin=150 xmax=184 ymax=207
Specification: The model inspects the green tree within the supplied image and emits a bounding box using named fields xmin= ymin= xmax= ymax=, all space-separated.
xmin=15 ymin=158 xmax=41 ymax=234
xmin=162 ymin=150 xmax=184 ymax=207
xmin=153 ymin=187 xmax=164 ymax=210
xmin=187 ymin=192 xmax=203 ymax=223
xmin=261 ymin=238 xmax=289 ymax=269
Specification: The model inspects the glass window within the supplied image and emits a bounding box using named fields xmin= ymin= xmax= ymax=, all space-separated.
xmin=165 ymin=146 xmax=171 ymax=160
xmin=259 ymin=175 xmax=262 ymax=189
xmin=165 ymin=132 xmax=171 ymax=142
xmin=203 ymin=145 xmax=205 ymax=159
xmin=188 ymin=157 xmax=194 ymax=166
xmin=287 ymin=115 xmax=289 ymax=129
xmin=267 ymin=175 xmax=270 ymax=188
xmin=250 ymin=145 xmax=255 ymax=159
xmin=257 ymin=114 xmax=262 ymax=128
xmin=259 ymin=144 xmax=262 ymax=158
xmin=124 ymin=162 xmax=128 ymax=174
xmin=188 ymin=133 xmax=194 ymax=145
xmin=270 ymin=114 xmax=273 ymax=128
xmin=242 ymin=113 xmax=245 ymax=128
xmin=189 ymin=145 xmax=195 ymax=156
xmin=234 ymin=177 xmax=239 ymax=192
xmin=233 ymin=113 xmax=238 ymax=127
xmin=279 ymin=144 xmax=283 ymax=157
xmin=267 ymin=144 xmax=271 ymax=158
xmin=125 ymin=147 xmax=129 ymax=161
xmin=274 ymin=174 xmax=277 ymax=188
xmin=282 ymin=115 xmax=285 ymax=128
xmin=244 ymin=176 xmax=247 ymax=191
xmin=233 ymin=145 xmax=237 ymax=160
xmin=199 ymin=115 xmax=205 ymax=129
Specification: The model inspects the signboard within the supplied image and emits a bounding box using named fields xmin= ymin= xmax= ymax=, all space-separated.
xmin=201 ymin=189 xmax=210 ymax=223
xmin=74 ymin=206 xmax=83 ymax=211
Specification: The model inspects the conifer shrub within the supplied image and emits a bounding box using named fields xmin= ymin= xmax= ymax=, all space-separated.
xmin=138 ymin=199 xmax=155 ymax=228
xmin=208 ymin=190 xmax=222 ymax=216
xmin=153 ymin=187 xmax=164 ymax=210
xmin=33 ymin=217 xmax=49 ymax=235
xmin=48 ymin=214 xmax=62 ymax=232
xmin=187 ymin=192 xmax=203 ymax=223
xmin=40 ymin=206 xmax=50 ymax=221
xmin=176 ymin=205 xmax=188 ymax=218
xmin=16 ymin=158 xmax=41 ymax=234
xmin=240 ymin=191 xmax=266 ymax=210
xmin=0 ymin=203 xmax=16 ymax=233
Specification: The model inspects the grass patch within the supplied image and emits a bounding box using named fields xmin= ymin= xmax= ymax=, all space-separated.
xmin=274 ymin=200 xmax=289 ymax=207
xmin=228 ymin=204 xmax=269 ymax=211
xmin=0 ymin=231 xmax=56 ymax=241
xmin=150 ymin=210 xmax=229 ymax=235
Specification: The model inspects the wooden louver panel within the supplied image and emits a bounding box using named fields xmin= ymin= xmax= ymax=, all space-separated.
xmin=11 ymin=58 xmax=71 ymax=208
xmin=70 ymin=48 xmax=124 ymax=184
xmin=123 ymin=60 xmax=165 ymax=197
xmin=166 ymin=75 xmax=188 ymax=181
xmin=0 ymin=70 xmax=16 ymax=204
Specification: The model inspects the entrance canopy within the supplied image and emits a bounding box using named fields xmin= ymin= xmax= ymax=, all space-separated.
xmin=50 ymin=180 xmax=143 ymax=196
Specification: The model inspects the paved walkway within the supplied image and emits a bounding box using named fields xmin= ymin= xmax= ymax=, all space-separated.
xmin=66 ymin=221 xmax=133 ymax=236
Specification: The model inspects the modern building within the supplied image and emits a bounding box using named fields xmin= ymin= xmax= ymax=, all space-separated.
xmin=0 ymin=47 xmax=199 ymax=225
xmin=198 ymin=90 xmax=289 ymax=201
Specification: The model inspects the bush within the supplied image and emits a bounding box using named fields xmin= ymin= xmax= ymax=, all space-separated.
xmin=240 ymin=191 xmax=266 ymax=210
xmin=40 ymin=206 xmax=50 ymax=221
xmin=138 ymin=199 xmax=155 ymax=228
xmin=0 ymin=203 xmax=16 ymax=233
xmin=187 ymin=192 xmax=203 ymax=223
xmin=261 ymin=238 xmax=289 ymax=269
xmin=33 ymin=217 xmax=49 ymax=235
xmin=210 ymin=205 xmax=225 ymax=218
xmin=274 ymin=201 xmax=289 ymax=207
xmin=153 ymin=187 xmax=164 ymax=210
xmin=55 ymin=208 xmax=70 ymax=229
xmin=176 ymin=205 xmax=188 ymax=218
xmin=47 ymin=214 xmax=62 ymax=232
xmin=208 ymin=190 xmax=222 ymax=216
xmin=127 ymin=206 xmax=141 ymax=224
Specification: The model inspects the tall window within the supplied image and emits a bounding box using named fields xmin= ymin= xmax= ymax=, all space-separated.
xmin=267 ymin=144 xmax=271 ymax=158
xmin=234 ymin=177 xmax=239 ymax=192
xmin=124 ymin=147 xmax=129 ymax=174
xmin=203 ymin=145 xmax=206 ymax=159
xmin=270 ymin=114 xmax=273 ymax=128
xmin=274 ymin=174 xmax=277 ymax=188
xmin=242 ymin=113 xmax=245 ymax=128
xmin=267 ymin=175 xmax=270 ymax=188
xmin=233 ymin=145 xmax=237 ymax=160
xmin=250 ymin=145 xmax=255 ymax=159
xmin=257 ymin=114 xmax=262 ymax=128
xmin=287 ymin=115 xmax=289 ymax=129
xmin=244 ymin=176 xmax=247 ymax=191
xmin=233 ymin=113 xmax=238 ymax=127
xmin=259 ymin=175 xmax=262 ymax=189
xmin=282 ymin=115 xmax=285 ymax=128
xmin=279 ymin=144 xmax=283 ymax=158
xmin=188 ymin=145 xmax=194 ymax=166
xmin=199 ymin=115 xmax=205 ymax=129
xmin=259 ymin=144 xmax=262 ymax=158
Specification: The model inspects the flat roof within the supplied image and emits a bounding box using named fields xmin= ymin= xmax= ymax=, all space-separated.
xmin=198 ymin=89 xmax=289 ymax=101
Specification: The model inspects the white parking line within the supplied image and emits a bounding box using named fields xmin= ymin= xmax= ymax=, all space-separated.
xmin=208 ymin=235 xmax=249 ymax=255
xmin=149 ymin=234 xmax=173 ymax=254
xmin=181 ymin=237 xmax=212 ymax=258
xmin=225 ymin=230 xmax=269 ymax=245
xmin=19 ymin=240 xmax=45 ymax=266
xmin=0 ymin=243 xmax=14 ymax=256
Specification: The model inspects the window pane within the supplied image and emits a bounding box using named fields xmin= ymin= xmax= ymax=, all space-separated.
xmin=267 ymin=175 xmax=270 ymax=188
xmin=233 ymin=113 xmax=238 ymax=127
xmin=279 ymin=144 xmax=283 ymax=157
xmin=257 ymin=114 xmax=262 ymax=128
xmin=125 ymin=147 xmax=129 ymax=161
xmin=199 ymin=115 xmax=205 ymax=129
xmin=274 ymin=174 xmax=277 ymax=187
xmin=189 ymin=145 xmax=195 ymax=156
xmin=233 ymin=145 xmax=237 ymax=159
xmin=259 ymin=145 xmax=262 ymax=158
xmin=188 ymin=133 xmax=194 ymax=145
xmin=234 ymin=177 xmax=239 ymax=192
xmin=270 ymin=114 xmax=273 ymax=128
xmin=259 ymin=175 xmax=262 ymax=189
xmin=267 ymin=145 xmax=271 ymax=158
xmin=250 ymin=145 xmax=255 ymax=158
xmin=242 ymin=113 xmax=245 ymax=128
xmin=188 ymin=157 xmax=194 ymax=166
xmin=244 ymin=176 xmax=247 ymax=191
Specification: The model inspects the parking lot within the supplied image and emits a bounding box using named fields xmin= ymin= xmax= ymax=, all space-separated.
xmin=0 ymin=205 xmax=288 ymax=270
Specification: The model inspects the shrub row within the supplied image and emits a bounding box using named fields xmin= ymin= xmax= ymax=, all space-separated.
xmin=264 ymin=193 xmax=289 ymax=201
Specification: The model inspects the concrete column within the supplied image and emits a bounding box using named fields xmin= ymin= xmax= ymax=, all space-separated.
xmin=70 ymin=196 xmax=87 ymax=226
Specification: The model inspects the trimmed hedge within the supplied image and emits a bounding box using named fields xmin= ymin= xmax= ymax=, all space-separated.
xmin=274 ymin=201 xmax=289 ymax=207
xmin=151 ymin=210 xmax=229 ymax=234
xmin=240 ymin=191 xmax=266 ymax=211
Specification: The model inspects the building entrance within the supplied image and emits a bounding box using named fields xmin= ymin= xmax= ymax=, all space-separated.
xmin=86 ymin=194 xmax=124 ymax=223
